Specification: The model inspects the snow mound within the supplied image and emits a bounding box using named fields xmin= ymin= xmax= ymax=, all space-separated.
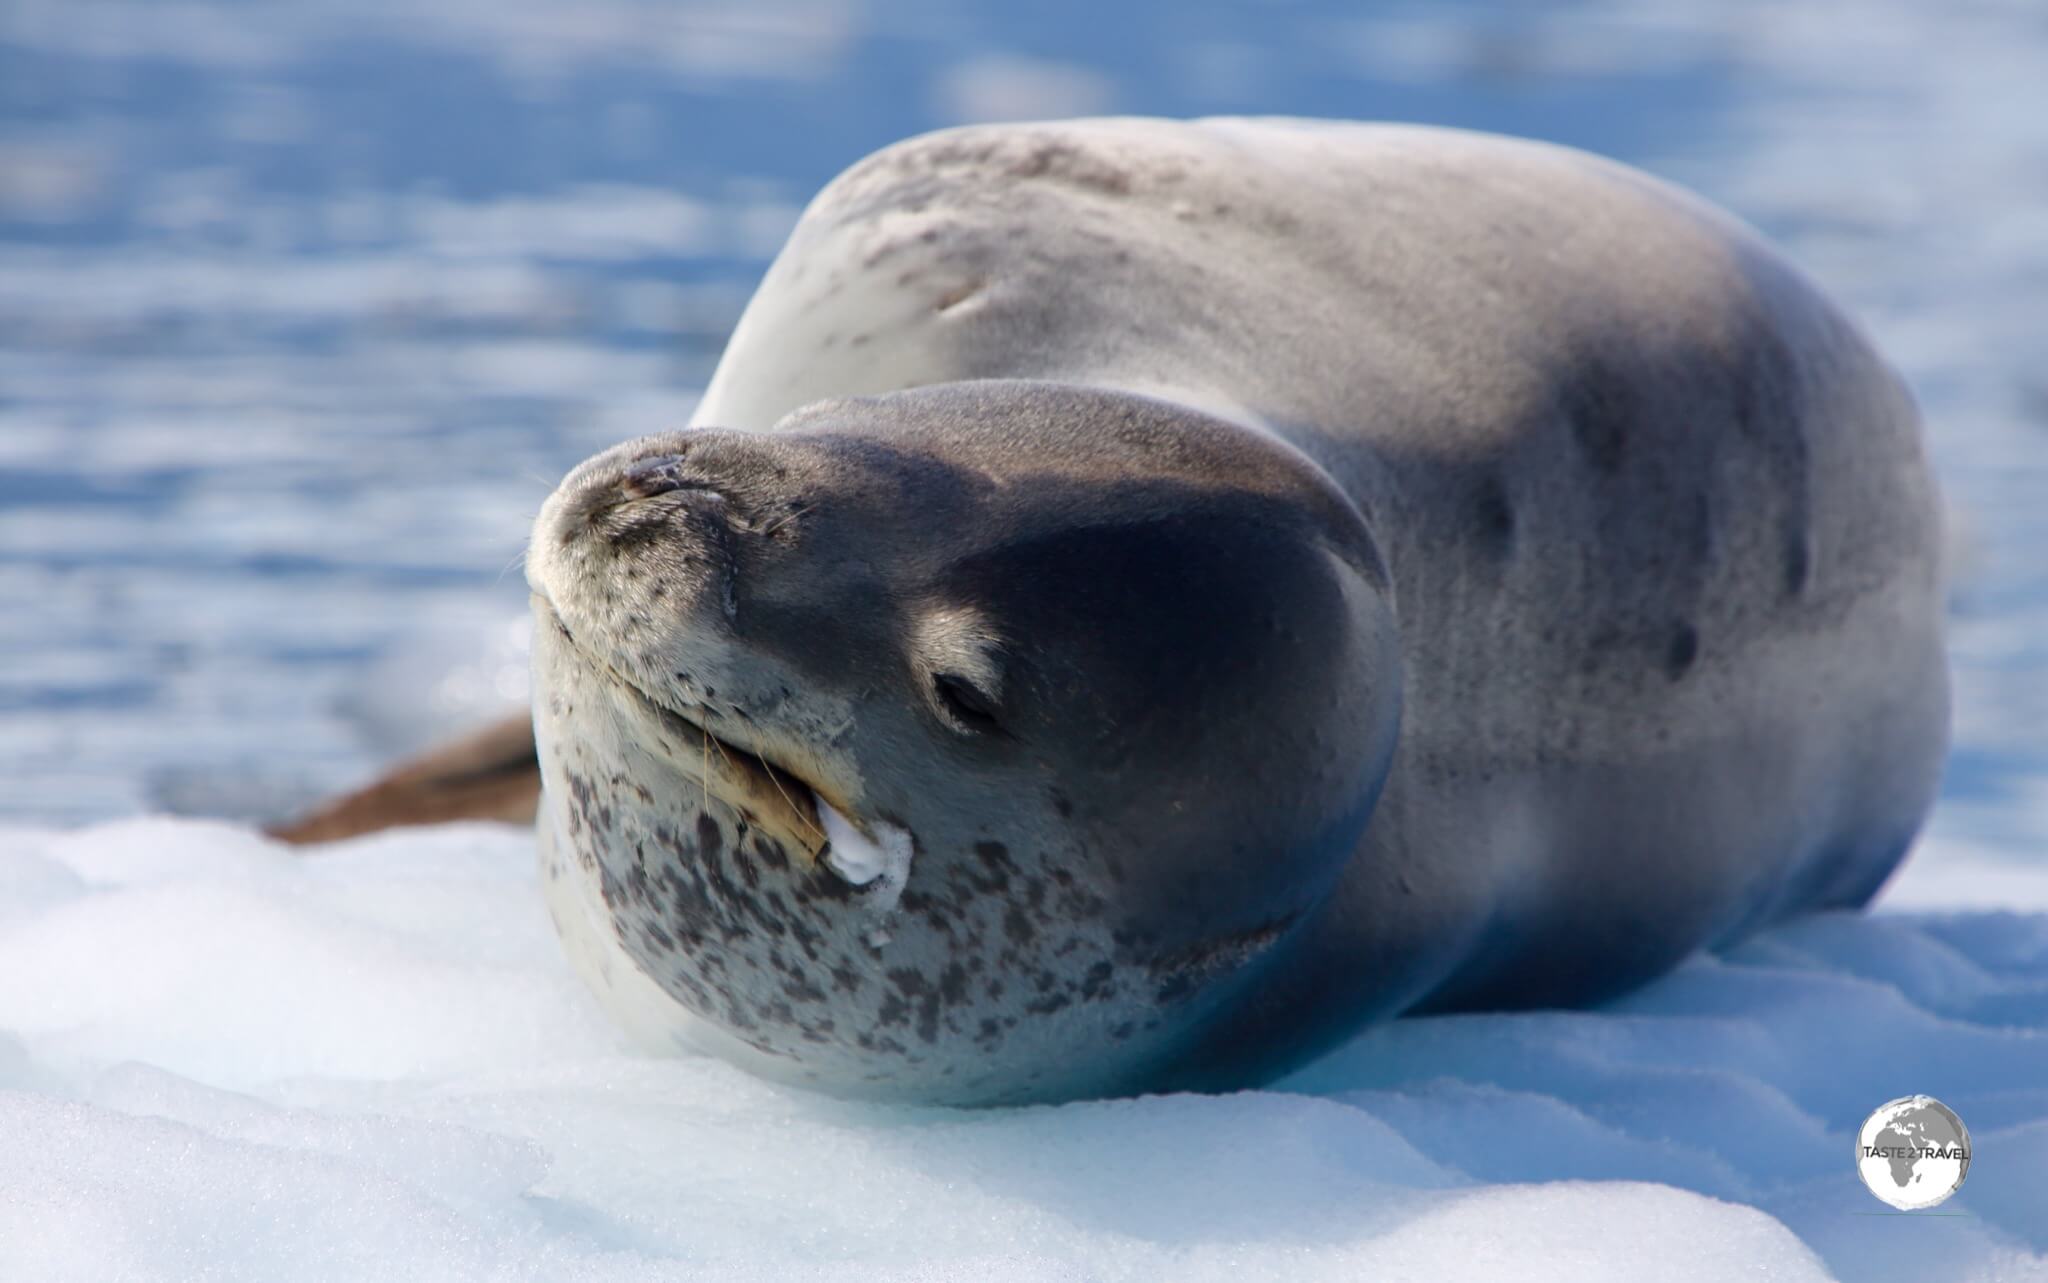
xmin=2 ymin=819 xmax=2045 ymax=1282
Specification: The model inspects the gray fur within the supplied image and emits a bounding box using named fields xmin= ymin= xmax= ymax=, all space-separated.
xmin=525 ymin=119 xmax=1948 ymax=1103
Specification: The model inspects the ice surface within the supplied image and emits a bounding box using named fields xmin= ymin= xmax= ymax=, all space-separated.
xmin=1 ymin=818 xmax=2044 ymax=1282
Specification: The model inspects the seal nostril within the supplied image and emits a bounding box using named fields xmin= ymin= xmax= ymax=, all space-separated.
xmin=620 ymin=454 xmax=726 ymax=505
xmin=620 ymin=455 xmax=688 ymax=500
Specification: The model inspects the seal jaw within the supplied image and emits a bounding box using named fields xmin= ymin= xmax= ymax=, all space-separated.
xmin=529 ymin=578 xmax=1223 ymax=1105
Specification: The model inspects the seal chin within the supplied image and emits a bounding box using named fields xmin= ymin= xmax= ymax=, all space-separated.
xmin=531 ymin=591 xmax=834 ymax=872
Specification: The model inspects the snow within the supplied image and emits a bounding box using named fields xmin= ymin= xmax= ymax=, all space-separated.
xmin=2 ymin=818 xmax=2044 ymax=1282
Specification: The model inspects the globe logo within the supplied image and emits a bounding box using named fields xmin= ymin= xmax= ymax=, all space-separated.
xmin=1856 ymin=1095 xmax=1971 ymax=1210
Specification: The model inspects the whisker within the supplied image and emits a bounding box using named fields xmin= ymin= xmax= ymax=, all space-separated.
xmin=494 ymin=543 xmax=530 ymax=585
xmin=709 ymin=732 xmax=825 ymax=842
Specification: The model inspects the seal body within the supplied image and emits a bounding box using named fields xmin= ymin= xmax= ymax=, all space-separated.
xmin=526 ymin=119 xmax=1948 ymax=1102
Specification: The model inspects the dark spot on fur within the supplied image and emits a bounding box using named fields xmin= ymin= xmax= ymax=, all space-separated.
xmin=1001 ymin=139 xmax=1134 ymax=195
xmin=782 ymin=974 xmax=827 ymax=1003
xmin=1684 ymin=490 xmax=1717 ymax=565
xmin=1080 ymin=961 xmax=1115 ymax=1001
xmin=605 ymin=518 xmax=669 ymax=554
xmin=803 ymin=868 xmax=857 ymax=903
xmin=969 ymin=841 xmax=1013 ymax=893
xmin=1563 ymin=356 xmax=1634 ymax=476
xmin=901 ymin=889 xmax=955 ymax=933
xmin=882 ymin=971 xmax=940 ymax=1044
xmin=1472 ymin=473 xmax=1516 ymax=559
xmin=940 ymin=964 xmax=970 ymax=1006
xmin=564 ymin=771 xmax=614 ymax=841
xmin=1784 ymin=535 xmax=1812 ymax=596
xmin=1665 ymin=623 xmax=1699 ymax=680
xmin=753 ymin=833 xmax=789 ymax=872
xmin=1003 ymin=904 xmax=1036 ymax=946
xmin=1574 ymin=414 xmax=1626 ymax=474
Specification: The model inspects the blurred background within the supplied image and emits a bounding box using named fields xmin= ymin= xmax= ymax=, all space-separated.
xmin=2 ymin=0 xmax=2043 ymax=850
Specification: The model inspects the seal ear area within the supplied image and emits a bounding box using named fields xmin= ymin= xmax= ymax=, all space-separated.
xmin=908 ymin=605 xmax=1011 ymax=737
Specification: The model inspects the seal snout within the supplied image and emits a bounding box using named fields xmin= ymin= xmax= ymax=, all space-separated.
xmin=538 ymin=432 xmax=729 ymax=529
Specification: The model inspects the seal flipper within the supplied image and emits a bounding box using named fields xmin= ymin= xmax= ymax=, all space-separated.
xmin=266 ymin=712 xmax=538 ymax=845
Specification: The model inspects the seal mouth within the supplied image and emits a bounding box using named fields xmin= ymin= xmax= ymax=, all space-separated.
xmin=535 ymin=597 xmax=830 ymax=868
xmin=625 ymin=683 xmax=833 ymax=868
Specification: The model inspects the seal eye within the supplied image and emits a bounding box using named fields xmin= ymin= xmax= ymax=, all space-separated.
xmin=933 ymin=672 xmax=1002 ymax=733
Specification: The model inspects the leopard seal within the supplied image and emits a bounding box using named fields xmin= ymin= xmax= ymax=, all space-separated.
xmin=519 ymin=118 xmax=1948 ymax=1106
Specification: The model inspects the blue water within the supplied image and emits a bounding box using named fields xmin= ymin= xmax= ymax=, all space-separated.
xmin=2 ymin=0 xmax=2044 ymax=850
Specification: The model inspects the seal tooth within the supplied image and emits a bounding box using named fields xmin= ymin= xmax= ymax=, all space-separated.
xmin=814 ymin=793 xmax=914 ymax=913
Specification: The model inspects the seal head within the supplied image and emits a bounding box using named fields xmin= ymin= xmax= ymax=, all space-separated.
xmin=526 ymin=380 xmax=1402 ymax=1104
